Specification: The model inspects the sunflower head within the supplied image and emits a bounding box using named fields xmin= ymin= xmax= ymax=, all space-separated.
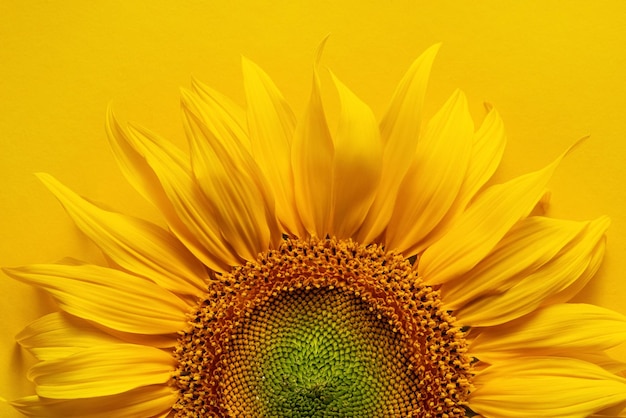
xmin=5 ymin=44 xmax=625 ymax=418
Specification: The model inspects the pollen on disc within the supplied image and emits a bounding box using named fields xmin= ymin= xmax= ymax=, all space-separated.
xmin=221 ymin=287 xmax=420 ymax=416
xmin=172 ymin=237 xmax=472 ymax=417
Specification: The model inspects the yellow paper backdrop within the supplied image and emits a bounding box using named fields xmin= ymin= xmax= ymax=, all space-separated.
xmin=1 ymin=1 xmax=625 ymax=415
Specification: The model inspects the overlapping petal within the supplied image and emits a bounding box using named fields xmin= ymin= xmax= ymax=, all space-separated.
xmin=27 ymin=344 xmax=174 ymax=398
xmin=441 ymin=216 xmax=593 ymax=310
xmin=4 ymin=263 xmax=188 ymax=335
xmin=470 ymin=303 xmax=626 ymax=362
xmin=190 ymin=77 xmax=249 ymax=150
xmin=419 ymin=149 xmax=568 ymax=285
xmin=16 ymin=312 xmax=123 ymax=361
xmin=456 ymin=216 xmax=609 ymax=326
xmin=386 ymin=89 xmax=473 ymax=255
xmin=329 ymin=72 xmax=382 ymax=238
xmin=182 ymin=89 xmax=276 ymax=259
xmin=36 ymin=173 xmax=208 ymax=296
xmin=456 ymin=105 xmax=507 ymax=207
xmin=107 ymin=111 xmax=239 ymax=271
xmin=407 ymin=106 xmax=507 ymax=254
xmin=292 ymin=49 xmax=334 ymax=237
xmin=11 ymin=385 xmax=176 ymax=418
xmin=470 ymin=357 xmax=626 ymax=418
xmin=357 ymin=44 xmax=439 ymax=243
xmin=242 ymin=58 xmax=302 ymax=235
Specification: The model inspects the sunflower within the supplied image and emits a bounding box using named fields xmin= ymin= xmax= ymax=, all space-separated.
xmin=4 ymin=44 xmax=626 ymax=418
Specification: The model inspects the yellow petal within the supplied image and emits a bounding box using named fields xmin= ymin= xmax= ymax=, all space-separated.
xmin=292 ymin=46 xmax=334 ymax=237
xmin=36 ymin=173 xmax=207 ymax=296
xmin=4 ymin=263 xmax=188 ymax=335
xmin=420 ymin=149 xmax=567 ymax=285
xmin=107 ymin=110 xmax=237 ymax=272
xmin=182 ymin=90 xmax=276 ymax=260
xmin=357 ymin=44 xmax=440 ymax=243
xmin=385 ymin=90 xmax=474 ymax=255
xmin=470 ymin=357 xmax=626 ymax=418
xmin=441 ymin=216 xmax=586 ymax=310
xmin=190 ymin=76 xmax=249 ymax=150
xmin=329 ymin=72 xmax=382 ymax=238
xmin=11 ymin=385 xmax=176 ymax=418
xmin=106 ymin=107 xmax=167 ymax=206
xmin=27 ymin=344 xmax=174 ymax=398
xmin=471 ymin=303 xmax=626 ymax=362
xmin=457 ymin=105 xmax=507 ymax=207
xmin=591 ymin=405 xmax=626 ymax=417
xmin=457 ymin=216 xmax=609 ymax=326
xmin=16 ymin=312 xmax=123 ymax=361
xmin=126 ymin=123 xmax=242 ymax=270
xmin=242 ymin=57 xmax=302 ymax=235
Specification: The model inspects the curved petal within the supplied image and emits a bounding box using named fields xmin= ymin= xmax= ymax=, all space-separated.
xmin=330 ymin=72 xmax=383 ymax=238
xmin=420 ymin=149 xmax=568 ymax=285
xmin=127 ymin=123 xmax=244 ymax=270
xmin=106 ymin=110 xmax=238 ymax=272
xmin=106 ymin=107 xmax=168 ymax=207
xmin=441 ymin=216 xmax=587 ymax=310
xmin=182 ymin=90 xmax=276 ymax=259
xmin=385 ymin=89 xmax=473 ymax=255
xmin=292 ymin=48 xmax=334 ymax=237
xmin=27 ymin=344 xmax=174 ymax=399
xmin=591 ymin=405 xmax=626 ymax=417
xmin=11 ymin=385 xmax=176 ymax=418
xmin=242 ymin=57 xmax=302 ymax=235
xmin=457 ymin=105 xmax=507 ymax=207
xmin=190 ymin=77 xmax=249 ymax=150
xmin=456 ymin=216 xmax=609 ymax=326
xmin=4 ymin=263 xmax=188 ymax=335
xmin=358 ymin=44 xmax=440 ymax=243
xmin=16 ymin=312 xmax=123 ymax=361
xmin=470 ymin=357 xmax=626 ymax=418
xmin=471 ymin=303 xmax=626 ymax=362
xmin=36 ymin=173 xmax=208 ymax=296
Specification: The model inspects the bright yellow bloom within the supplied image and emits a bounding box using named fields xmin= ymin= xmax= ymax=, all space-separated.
xmin=5 ymin=45 xmax=626 ymax=417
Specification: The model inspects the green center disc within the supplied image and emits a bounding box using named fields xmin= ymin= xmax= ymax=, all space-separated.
xmin=221 ymin=287 xmax=420 ymax=417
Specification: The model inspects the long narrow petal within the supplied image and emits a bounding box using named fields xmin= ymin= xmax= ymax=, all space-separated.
xmin=27 ymin=344 xmax=174 ymax=398
xmin=182 ymin=90 xmax=275 ymax=260
xmin=126 ymin=123 xmax=242 ymax=270
xmin=105 ymin=107 xmax=168 ymax=207
xmin=456 ymin=105 xmax=507 ymax=207
xmin=392 ymin=105 xmax=507 ymax=258
xmin=11 ymin=385 xmax=176 ymax=418
xmin=471 ymin=304 xmax=626 ymax=362
xmin=470 ymin=357 xmax=626 ymax=418
xmin=106 ymin=110 xmax=236 ymax=271
xmin=591 ymin=405 xmax=626 ymax=417
xmin=37 ymin=173 xmax=207 ymax=296
xmin=420 ymin=149 xmax=567 ymax=285
xmin=190 ymin=77 xmax=249 ymax=149
xmin=16 ymin=312 xmax=123 ymax=361
xmin=4 ymin=264 xmax=188 ymax=335
xmin=292 ymin=48 xmax=334 ymax=237
xmin=242 ymin=57 xmax=302 ymax=234
xmin=330 ymin=72 xmax=383 ymax=238
xmin=456 ymin=216 xmax=609 ymax=326
xmin=358 ymin=44 xmax=440 ymax=243
xmin=385 ymin=90 xmax=473 ymax=255
xmin=441 ymin=216 xmax=587 ymax=310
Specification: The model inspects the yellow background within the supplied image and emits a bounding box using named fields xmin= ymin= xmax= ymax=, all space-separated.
xmin=1 ymin=1 xmax=625 ymax=415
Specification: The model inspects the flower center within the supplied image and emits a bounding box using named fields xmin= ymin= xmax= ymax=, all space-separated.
xmin=172 ymin=238 xmax=472 ymax=417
